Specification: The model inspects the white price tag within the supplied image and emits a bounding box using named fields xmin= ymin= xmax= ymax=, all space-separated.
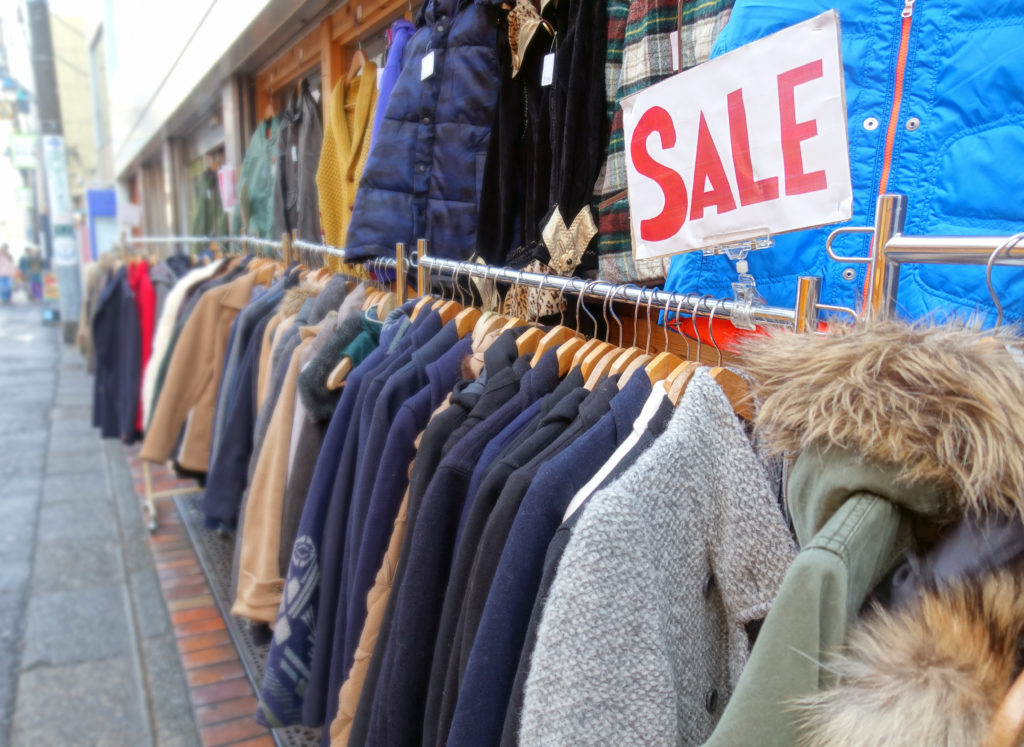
xmin=670 ymin=30 xmax=680 ymax=71
xmin=291 ymin=145 xmax=298 ymax=162
xmin=421 ymin=51 xmax=435 ymax=80
xmin=541 ymin=53 xmax=555 ymax=86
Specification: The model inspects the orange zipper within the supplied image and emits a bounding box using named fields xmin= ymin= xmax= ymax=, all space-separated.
xmin=877 ymin=0 xmax=915 ymax=196
xmin=862 ymin=0 xmax=916 ymax=303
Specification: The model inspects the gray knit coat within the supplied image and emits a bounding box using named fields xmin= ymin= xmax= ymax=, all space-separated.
xmin=518 ymin=369 xmax=797 ymax=745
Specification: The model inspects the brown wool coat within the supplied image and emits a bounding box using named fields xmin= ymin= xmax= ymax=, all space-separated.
xmin=140 ymin=267 xmax=266 ymax=472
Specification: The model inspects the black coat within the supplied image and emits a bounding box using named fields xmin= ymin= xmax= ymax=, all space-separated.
xmin=92 ymin=267 xmax=142 ymax=443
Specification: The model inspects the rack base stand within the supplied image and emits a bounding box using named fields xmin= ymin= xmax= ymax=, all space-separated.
xmin=141 ymin=460 xmax=203 ymax=533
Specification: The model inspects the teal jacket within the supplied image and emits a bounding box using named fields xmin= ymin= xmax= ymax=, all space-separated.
xmin=665 ymin=0 xmax=1024 ymax=326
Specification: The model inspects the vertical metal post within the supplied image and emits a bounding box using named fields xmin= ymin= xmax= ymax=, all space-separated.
xmin=395 ymin=243 xmax=407 ymax=305
xmin=416 ymin=238 xmax=428 ymax=298
xmin=866 ymin=194 xmax=907 ymax=321
xmin=794 ymin=275 xmax=822 ymax=332
xmin=281 ymin=232 xmax=292 ymax=265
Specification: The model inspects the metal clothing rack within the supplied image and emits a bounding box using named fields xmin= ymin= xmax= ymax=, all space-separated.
xmin=828 ymin=193 xmax=1024 ymax=322
xmin=124 ymin=195 xmax=1022 ymax=530
xmin=123 ymin=233 xmax=408 ymax=531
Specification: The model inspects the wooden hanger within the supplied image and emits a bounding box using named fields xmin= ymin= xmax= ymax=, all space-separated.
xmin=580 ymin=341 xmax=620 ymax=389
xmin=583 ymin=344 xmax=621 ymax=390
xmin=644 ymin=350 xmax=686 ymax=383
xmin=530 ymin=326 xmax=578 ymax=367
xmin=410 ymin=295 xmax=435 ymax=321
xmin=515 ymin=327 xmax=545 ymax=357
xmin=618 ymin=353 xmax=654 ymax=389
xmin=326 ymin=358 xmax=352 ymax=390
xmin=476 ymin=312 xmax=506 ymax=340
xmin=375 ymin=292 xmax=399 ymax=317
xmin=666 ymin=361 xmax=700 ymax=405
xmin=454 ymin=306 xmax=482 ymax=338
xmin=554 ymin=337 xmax=585 ymax=377
xmin=609 ymin=347 xmax=645 ymax=376
xmin=348 ymin=46 xmax=367 ymax=79
xmin=362 ymin=288 xmax=384 ymax=310
xmin=709 ymin=367 xmax=753 ymax=420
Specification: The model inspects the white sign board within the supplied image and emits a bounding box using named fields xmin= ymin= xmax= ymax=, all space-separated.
xmin=622 ymin=11 xmax=852 ymax=260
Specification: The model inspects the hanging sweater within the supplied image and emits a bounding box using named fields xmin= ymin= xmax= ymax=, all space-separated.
xmin=519 ymin=369 xmax=796 ymax=745
xmin=317 ymin=62 xmax=378 ymax=254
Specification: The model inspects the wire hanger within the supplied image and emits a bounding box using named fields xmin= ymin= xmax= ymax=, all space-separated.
xmin=644 ymin=292 xmax=686 ymax=383
xmin=985 ymin=232 xmax=1024 ymax=328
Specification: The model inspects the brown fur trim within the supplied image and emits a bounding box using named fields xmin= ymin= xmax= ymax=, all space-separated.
xmin=796 ymin=570 xmax=1024 ymax=746
xmin=740 ymin=321 xmax=1024 ymax=518
xmin=279 ymin=281 xmax=321 ymax=318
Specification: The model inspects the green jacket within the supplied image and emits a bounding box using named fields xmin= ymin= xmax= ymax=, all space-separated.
xmin=705 ymin=321 xmax=1024 ymax=745
xmin=705 ymin=447 xmax=944 ymax=746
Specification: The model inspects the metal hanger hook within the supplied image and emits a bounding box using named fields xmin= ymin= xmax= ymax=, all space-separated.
xmin=985 ymin=232 xmax=1024 ymax=328
xmin=673 ymin=294 xmax=691 ymax=361
xmin=707 ymin=299 xmax=723 ymax=366
xmin=691 ymin=296 xmax=704 ymax=364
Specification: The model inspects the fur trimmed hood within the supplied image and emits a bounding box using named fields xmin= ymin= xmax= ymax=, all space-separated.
xmin=279 ymin=281 xmax=322 ymax=318
xmin=740 ymin=321 xmax=1024 ymax=745
xmin=741 ymin=321 xmax=1024 ymax=519
xmin=796 ymin=569 xmax=1024 ymax=746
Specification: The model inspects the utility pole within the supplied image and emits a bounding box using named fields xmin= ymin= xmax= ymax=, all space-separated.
xmin=25 ymin=0 xmax=79 ymax=342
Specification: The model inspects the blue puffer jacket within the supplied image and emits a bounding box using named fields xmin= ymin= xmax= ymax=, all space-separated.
xmin=665 ymin=0 xmax=1024 ymax=325
xmin=345 ymin=0 xmax=502 ymax=262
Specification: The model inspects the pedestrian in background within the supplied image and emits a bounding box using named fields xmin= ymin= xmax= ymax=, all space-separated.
xmin=20 ymin=247 xmax=43 ymax=301
xmin=0 ymin=245 xmax=14 ymax=303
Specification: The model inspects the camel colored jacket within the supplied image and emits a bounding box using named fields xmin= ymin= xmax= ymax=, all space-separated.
xmin=140 ymin=267 xmax=267 ymax=472
xmin=232 ymin=329 xmax=317 ymax=625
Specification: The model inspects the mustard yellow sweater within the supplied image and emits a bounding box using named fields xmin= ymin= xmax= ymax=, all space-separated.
xmin=317 ymin=61 xmax=378 ymax=257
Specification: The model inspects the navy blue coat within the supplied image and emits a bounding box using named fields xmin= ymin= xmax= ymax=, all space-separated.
xmin=447 ymin=374 xmax=653 ymax=747
xmin=344 ymin=0 xmax=503 ymax=262
xmin=92 ymin=268 xmax=142 ymax=443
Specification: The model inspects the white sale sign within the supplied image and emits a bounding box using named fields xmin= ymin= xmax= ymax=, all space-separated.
xmin=621 ymin=11 xmax=852 ymax=260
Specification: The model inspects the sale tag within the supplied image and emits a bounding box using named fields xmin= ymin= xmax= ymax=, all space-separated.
xmin=541 ymin=53 xmax=555 ymax=86
xmin=670 ymin=31 xmax=680 ymax=71
xmin=621 ymin=11 xmax=852 ymax=260
xmin=421 ymin=51 xmax=435 ymax=80
xmin=291 ymin=145 xmax=298 ymax=162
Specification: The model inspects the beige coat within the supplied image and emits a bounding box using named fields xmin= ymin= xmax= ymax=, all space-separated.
xmin=140 ymin=267 xmax=266 ymax=471
xmin=232 ymin=329 xmax=317 ymax=625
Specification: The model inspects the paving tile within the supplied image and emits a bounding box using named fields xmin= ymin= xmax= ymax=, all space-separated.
xmin=177 ymin=630 xmax=232 ymax=654
xmin=168 ymin=594 xmax=216 ymax=613
xmin=31 ymin=536 xmax=123 ymax=593
xmin=221 ymin=737 xmax=275 ymax=747
xmin=142 ymin=634 xmax=202 ymax=747
xmin=159 ymin=563 xmax=203 ymax=581
xmin=165 ymin=581 xmax=212 ymax=601
xmin=194 ymin=695 xmax=259 ymax=726
xmin=36 ymin=498 xmax=118 ymax=541
xmin=130 ymin=568 xmax=173 ymax=639
xmin=183 ymin=644 xmax=240 ymax=670
xmin=11 ymin=656 xmax=149 ymax=745
xmin=190 ymin=676 xmax=254 ymax=706
xmin=158 ymin=557 xmax=203 ymax=571
xmin=171 ymin=605 xmax=220 ymax=626
xmin=187 ymin=660 xmax=245 ymax=688
xmin=22 ymin=586 xmax=132 ymax=668
xmin=175 ymin=616 xmax=227 ymax=638
xmin=199 ymin=715 xmax=267 ymax=747
xmin=160 ymin=571 xmax=209 ymax=590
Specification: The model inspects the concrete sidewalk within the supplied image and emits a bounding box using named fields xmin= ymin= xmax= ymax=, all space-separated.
xmin=0 ymin=303 xmax=199 ymax=746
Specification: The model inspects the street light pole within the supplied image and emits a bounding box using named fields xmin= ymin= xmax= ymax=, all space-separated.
xmin=25 ymin=0 xmax=79 ymax=342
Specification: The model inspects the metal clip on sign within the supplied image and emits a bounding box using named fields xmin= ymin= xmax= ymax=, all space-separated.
xmin=699 ymin=227 xmax=774 ymax=330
